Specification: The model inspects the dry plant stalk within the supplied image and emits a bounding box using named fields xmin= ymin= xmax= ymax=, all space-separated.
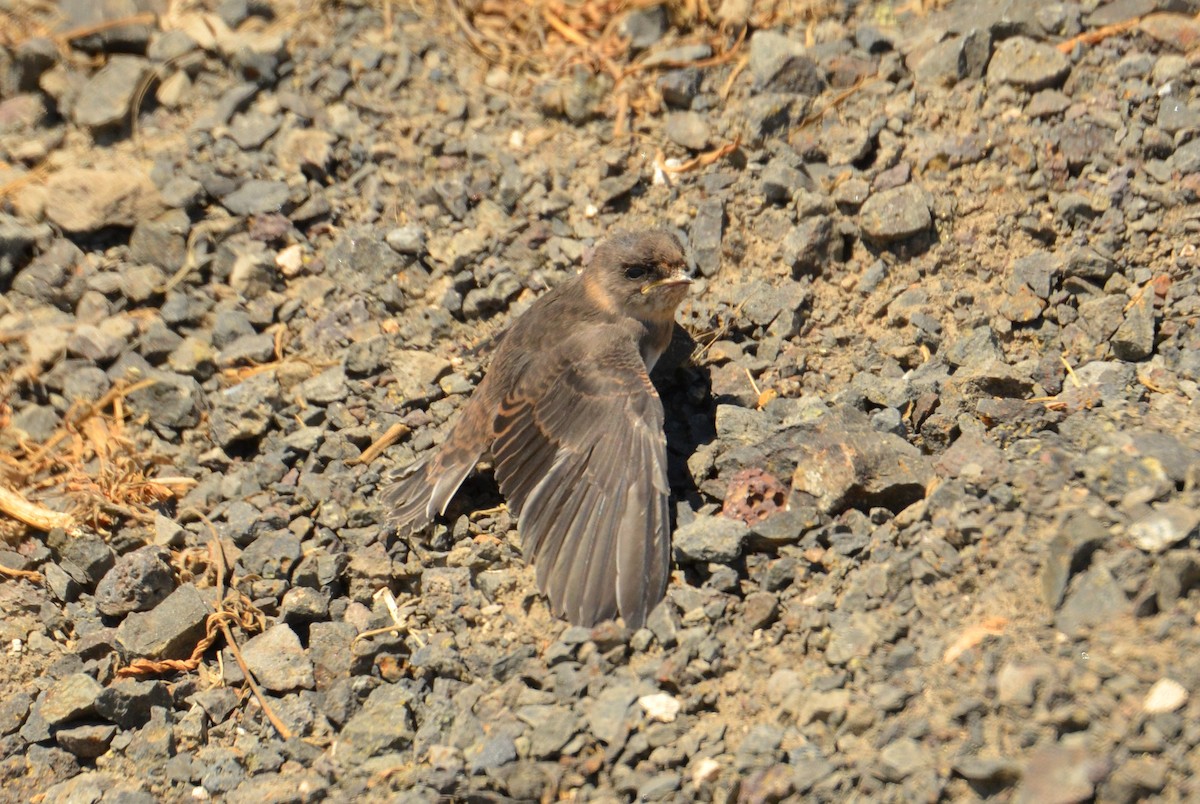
xmin=1 ymin=379 xmax=179 ymax=537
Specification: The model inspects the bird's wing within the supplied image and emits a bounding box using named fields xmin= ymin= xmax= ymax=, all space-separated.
xmin=490 ymin=324 xmax=671 ymax=629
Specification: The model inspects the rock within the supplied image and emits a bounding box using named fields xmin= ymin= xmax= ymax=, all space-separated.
xmin=657 ymin=68 xmax=701 ymax=109
xmin=95 ymin=546 xmax=175 ymax=617
xmin=1040 ymin=512 xmax=1108 ymax=609
xmin=878 ymin=738 xmax=926 ymax=782
xmin=385 ymin=224 xmax=426 ymax=255
xmin=742 ymin=591 xmax=779 ymax=631
xmin=208 ymin=374 xmax=282 ymax=447
xmin=1054 ymin=566 xmax=1130 ymax=636
xmin=911 ymin=32 xmax=990 ymax=87
xmin=115 ymin=584 xmax=211 ymax=660
xmin=39 ymin=674 xmax=103 ymax=727
xmin=94 ymin=680 xmax=172 ymax=729
xmin=336 ymin=683 xmax=415 ymax=763
xmin=789 ymin=407 xmax=933 ymax=515
xmin=42 ymin=168 xmax=166 ymax=233
xmin=1110 ymin=291 xmax=1155 ymax=362
xmin=389 ymin=350 xmax=451 ymax=405
xmin=691 ymin=198 xmax=724 ymax=277
xmin=664 ymin=112 xmax=711 ymax=151
xmin=638 ymin=693 xmax=681 ymax=723
xmin=996 ymin=661 xmax=1050 ymax=707
xmin=240 ymin=624 xmax=315 ymax=692
xmin=674 ymin=516 xmax=750 ymax=563
xmin=945 ymin=325 xmax=1003 ymax=368
xmin=1142 ymin=678 xmax=1187 ymax=714
xmin=1128 ymin=503 xmax=1200 ymax=553
xmin=620 ymin=4 xmax=668 ymax=49
xmin=859 ymin=185 xmax=932 ymax=244
xmin=55 ymin=724 xmax=117 ymax=759
xmin=127 ymin=371 xmax=201 ymax=429
xmin=824 ymin=611 xmax=881 ymax=665
xmin=783 ymin=215 xmax=833 ymax=275
xmin=748 ymin=30 xmax=826 ymax=95
xmin=66 ymin=324 xmax=125 ymax=364
xmin=1014 ymin=743 xmax=1109 ymax=804
xmin=72 ymin=56 xmax=150 ymax=129
xmin=298 ymin=365 xmax=348 ymax=404
xmin=987 ymin=37 xmax=1071 ymax=90
xmin=221 ymin=179 xmax=289 ymax=215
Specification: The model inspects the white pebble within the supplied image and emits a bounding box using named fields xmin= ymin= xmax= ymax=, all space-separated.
xmin=1144 ymin=678 xmax=1188 ymax=714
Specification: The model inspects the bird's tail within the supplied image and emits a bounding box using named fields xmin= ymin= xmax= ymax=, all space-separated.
xmin=381 ymin=431 xmax=485 ymax=535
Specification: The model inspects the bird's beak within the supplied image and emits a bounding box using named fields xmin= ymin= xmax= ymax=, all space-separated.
xmin=641 ymin=273 xmax=693 ymax=294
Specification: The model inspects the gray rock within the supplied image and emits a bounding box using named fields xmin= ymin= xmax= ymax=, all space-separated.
xmin=1054 ymin=566 xmax=1130 ymax=636
xmin=824 ymin=611 xmax=881 ymax=665
xmin=783 ymin=215 xmax=833 ymax=275
xmin=987 ymin=36 xmax=1071 ymax=90
xmin=51 ymin=530 xmax=115 ymax=588
xmin=127 ymin=371 xmax=201 ymax=429
xmin=209 ymin=374 xmax=282 ymax=447
xmin=66 ymin=324 xmax=125 ymax=364
xmin=517 ymin=704 xmax=580 ymax=758
xmin=1110 ymin=292 xmax=1155 ymax=362
xmin=620 ymin=5 xmax=668 ymax=49
xmin=742 ymin=591 xmax=779 ymax=630
xmin=61 ymin=365 xmax=111 ymax=403
xmin=1168 ymin=138 xmax=1200 ymax=174
xmin=878 ymin=737 xmax=926 ymax=781
xmin=115 ymin=584 xmax=211 ymax=660
xmin=468 ymin=734 xmax=517 ymax=772
xmin=912 ymin=31 xmax=990 ymax=87
xmin=762 ymin=162 xmax=813 ymax=204
xmin=945 ymin=325 xmax=1003 ymax=367
xmin=228 ymin=111 xmax=281 ymax=149
xmin=859 ymin=185 xmax=932 ymax=244
xmin=299 ymin=365 xmax=348 ymax=404
xmin=95 ymin=546 xmax=175 ymax=617
xmin=39 ymin=674 xmax=103 ymax=727
xmin=55 ymin=724 xmax=117 ymax=759
xmin=72 ymin=56 xmax=150 ymax=129
xmin=1128 ymin=503 xmax=1200 ymax=554
xmin=240 ymin=624 xmax=315 ymax=692
xmin=1152 ymin=551 xmax=1200 ymax=611
xmin=674 ymin=516 xmax=750 ymax=563
xmin=219 ymin=332 xmax=276 ymax=366
xmin=336 ymin=683 xmax=415 ymax=763
xmin=664 ymin=112 xmax=711 ymax=151
xmin=996 ymin=661 xmax=1050 ymax=707
xmin=385 ymin=224 xmax=426 ymax=255
xmin=1014 ymin=743 xmax=1109 ymax=804
xmin=390 ymin=350 xmax=452 ymax=405
xmin=221 ymin=179 xmax=289 ymax=215
xmin=691 ymin=198 xmax=724 ymax=278
xmin=94 ymin=679 xmax=171 ymax=729
xmin=748 ymin=30 xmax=826 ymax=96
xmin=42 ymin=168 xmax=166 ymax=233
xmin=657 ymin=68 xmax=701 ymax=109
xmin=1040 ymin=512 xmax=1107 ymax=609
xmin=789 ymin=406 xmax=933 ymax=515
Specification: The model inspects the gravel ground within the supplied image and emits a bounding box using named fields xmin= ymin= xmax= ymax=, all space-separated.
xmin=2 ymin=0 xmax=1200 ymax=801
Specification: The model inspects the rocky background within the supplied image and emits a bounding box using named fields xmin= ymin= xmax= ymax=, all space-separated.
xmin=2 ymin=0 xmax=1200 ymax=800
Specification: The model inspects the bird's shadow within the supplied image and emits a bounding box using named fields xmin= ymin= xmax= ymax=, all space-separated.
xmin=652 ymin=323 xmax=715 ymax=521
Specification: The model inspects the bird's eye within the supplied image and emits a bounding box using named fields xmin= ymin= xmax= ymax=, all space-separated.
xmin=624 ymin=265 xmax=648 ymax=280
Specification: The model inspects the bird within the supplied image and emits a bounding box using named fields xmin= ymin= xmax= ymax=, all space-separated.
xmin=381 ymin=229 xmax=692 ymax=629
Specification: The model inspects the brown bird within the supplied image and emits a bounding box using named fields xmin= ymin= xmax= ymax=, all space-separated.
xmin=381 ymin=230 xmax=691 ymax=629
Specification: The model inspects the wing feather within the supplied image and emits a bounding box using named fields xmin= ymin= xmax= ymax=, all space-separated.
xmin=490 ymin=323 xmax=671 ymax=628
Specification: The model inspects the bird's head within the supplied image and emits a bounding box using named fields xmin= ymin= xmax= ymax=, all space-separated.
xmin=587 ymin=230 xmax=692 ymax=322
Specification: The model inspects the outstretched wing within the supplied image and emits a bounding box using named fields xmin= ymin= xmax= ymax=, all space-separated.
xmin=490 ymin=324 xmax=671 ymax=629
